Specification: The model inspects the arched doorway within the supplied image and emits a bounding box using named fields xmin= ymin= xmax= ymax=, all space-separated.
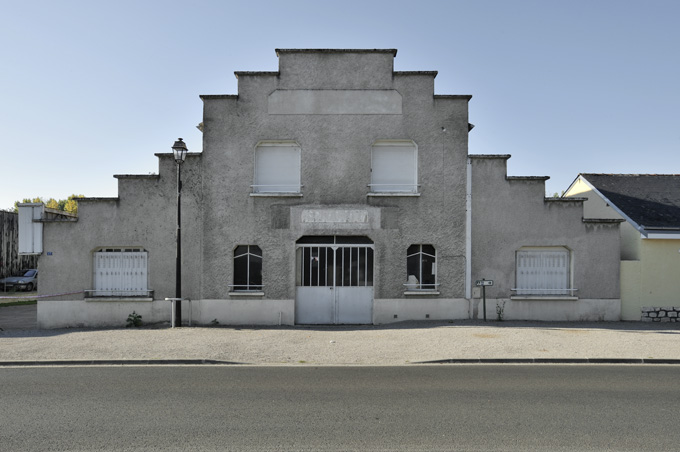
xmin=295 ymin=236 xmax=374 ymax=324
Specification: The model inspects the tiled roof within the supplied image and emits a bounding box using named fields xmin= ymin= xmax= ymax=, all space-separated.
xmin=581 ymin=174 xmax=680 ymax=229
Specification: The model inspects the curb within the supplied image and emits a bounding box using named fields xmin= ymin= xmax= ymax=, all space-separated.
xmin=417 ymin=358 xmax=680 ymax=364
xmin=2 ymin=358 xmax=680 ymax=367
xmin=0 ymin=359 xmax=244 ymax=367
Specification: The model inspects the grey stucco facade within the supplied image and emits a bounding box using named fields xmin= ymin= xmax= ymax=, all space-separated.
xmin=469 ymin=156 xmax=621 ymax=321
xmin=37 ymin=49 xmax=621 ymax=328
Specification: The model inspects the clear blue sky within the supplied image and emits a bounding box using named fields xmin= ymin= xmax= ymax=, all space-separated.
xmin=1 ymin=0 xmax=678 ymax=210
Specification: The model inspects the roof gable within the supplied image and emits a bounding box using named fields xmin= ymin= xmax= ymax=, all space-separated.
xmin=581 ymin=174 xmax=680 ymax=230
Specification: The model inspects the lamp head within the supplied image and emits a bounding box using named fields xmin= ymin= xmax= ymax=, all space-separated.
xmin=172 ymin=138 xmax=188 ymax=164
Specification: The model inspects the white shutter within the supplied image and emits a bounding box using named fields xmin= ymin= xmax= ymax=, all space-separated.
xmin=254 ymin=144 xmax=301 ymax=193
xmin=18 ymin=204 xmax=43 ymax=255
xmin=94 ymin=251 xmax=147 ymax=296
xmin=516 ymin=249 xmax=569 ymax=295
xmin=371 ymin=142 xmax=417 ymax=192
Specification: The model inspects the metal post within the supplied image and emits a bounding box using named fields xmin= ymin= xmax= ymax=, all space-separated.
xmin=482 ymin=279 xmax=487 ymax=322
xmin=175 ymin=162 xmax=182 ymax=326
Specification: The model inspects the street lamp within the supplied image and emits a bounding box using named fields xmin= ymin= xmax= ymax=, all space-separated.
xmin=172 ymin=138 xmax=188 ymax=326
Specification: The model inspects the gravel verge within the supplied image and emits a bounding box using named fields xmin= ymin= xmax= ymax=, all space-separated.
xmin=1 ymin=320 xmax=679 ymax=365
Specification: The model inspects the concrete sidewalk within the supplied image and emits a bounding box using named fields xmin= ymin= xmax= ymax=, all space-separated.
xmin=1 ymin=304 xmax=679 ymax=365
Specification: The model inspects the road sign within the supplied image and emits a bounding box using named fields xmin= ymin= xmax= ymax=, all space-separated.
xmin=475 ymin=280 xmax=493 ymax=287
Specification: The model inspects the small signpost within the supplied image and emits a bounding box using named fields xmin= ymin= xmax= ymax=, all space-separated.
xmin=475 ymin=279 xmax=494 ymax=321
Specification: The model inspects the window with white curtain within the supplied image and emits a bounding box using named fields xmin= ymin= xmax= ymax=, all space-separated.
xmin=406 ymin=244 xmax=437 ymax=290
xmin=370 ymin=140 xmax=418 ymax=193
xmin=253 ymin=141 xmax=301 ymax=193
xmin=515 ymin=247 xmax=572 ymax=296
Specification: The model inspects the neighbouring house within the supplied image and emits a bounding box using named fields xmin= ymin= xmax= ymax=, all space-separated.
xmin=36 ymin=49 xmax=622 ymax=328
xmin=564 ymin=174 xmax=680 ymax=321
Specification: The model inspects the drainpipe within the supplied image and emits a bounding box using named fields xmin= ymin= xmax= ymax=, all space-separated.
xmin=465 ymin=157 xmax=472 ymax=300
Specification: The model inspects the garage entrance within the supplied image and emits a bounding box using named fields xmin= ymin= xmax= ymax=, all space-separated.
xmin=295 ymin=236 xmax=374 ymax=324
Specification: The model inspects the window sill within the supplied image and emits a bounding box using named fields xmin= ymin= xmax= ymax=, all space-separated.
xmin=404 ymin=290 xmax=440 ymax=296
xmin=229 ymin=291 xmax=265 ymax=298
xmin=367 ymin=193 xmax=420 ymax=197
xmin=85 ymin=297 xmax=154 ymax=302
xmin=250 ymin=193 xmax=303 ymax=198
xmin=510 ymin=296 xmax=579 ymax=301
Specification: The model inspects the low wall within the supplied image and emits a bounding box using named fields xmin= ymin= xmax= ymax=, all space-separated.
xmin=641 ymin=306 xmax=680 ymax=322
xmin=38 ymin=296 xmax=622 ymax=328
xmin=37 ymin=298 xmax=295 ymax=328
xmin=470 ymin=298 xmax=621 ymax=322
xmin=38 ymin=299 xmax=170 ymax=329
xmin=373 ymin=298 xmax=469 ymax=324
xmin=197 ymin=299 xmax=294 ymax=326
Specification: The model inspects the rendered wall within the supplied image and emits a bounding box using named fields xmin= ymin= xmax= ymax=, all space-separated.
xmin=38 ymin=154 xmax=203 ymax=325
xmin=470 ymin=157 xmax=621 ymax=321
xmin=620 ymin=240 xmax=680 ymax=320
xmin=200 ymin=50 xmax=470 ymax=311
xmin=564 ymin=178 xmax=640 ymax=260
xmin=37 ymin=298 xmax=293 ymax=329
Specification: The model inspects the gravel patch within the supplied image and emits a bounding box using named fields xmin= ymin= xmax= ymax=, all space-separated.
xmin=2 ymin=320 xmax=679 ymax=365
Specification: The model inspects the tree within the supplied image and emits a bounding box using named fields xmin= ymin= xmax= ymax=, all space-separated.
xmin=13 ymin=195 xmax=84 ymax=215
xmin=45 ymin=198 xmax=59 ymax=210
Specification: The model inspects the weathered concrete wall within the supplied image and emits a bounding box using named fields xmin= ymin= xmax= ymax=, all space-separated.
xmin=470 ymin=156 xmax=621 ymax=321
xmin=470 ymin=298 xmax=620 ymax=322
xmin=565 ymin=178 xmax=640 ymax=260
xmin=37 ymin=297 xmax=292 ymax=328
xmin=39 ymin=154 xmax=203 ymax=308
xmin=201 ymin=49 xmax=470 ymax=312
xmin=374 ymin=298 xmax=469 ymax=324
xmin=38 ymin=299 xmax=169 ymax=328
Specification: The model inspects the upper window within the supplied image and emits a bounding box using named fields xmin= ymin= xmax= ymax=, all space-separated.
xmin=253 ymin=141 xmax=301 ymax=194
xmin=232 ymin=245 xmax=263 ymax=292
xmin=406 ymin=244 xmax=437 ymax=290
xmin=515 ymin=247 xmax=572 ymax=296
xmin=91 ymin=248 xmax=149 ymax=297
xmin=370 ymin=140 xmax=418 ymax=193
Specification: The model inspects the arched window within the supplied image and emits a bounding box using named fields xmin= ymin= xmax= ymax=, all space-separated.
xmin=406 ymin=244 xmax=437 ymax=290
xmin=232 ymin=245 xmax=263 ymax=292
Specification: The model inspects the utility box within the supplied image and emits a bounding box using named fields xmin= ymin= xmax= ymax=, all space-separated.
xmin=18 ymin=203 xmax=43 ymax=255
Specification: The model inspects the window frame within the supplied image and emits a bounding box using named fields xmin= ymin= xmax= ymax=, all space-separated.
xmin=251 ymin=141 xmax=303 ymax=196
xmin=405 ymin=244 xmax=439 ymax=294
xmin=368 ymin=140 xmax=420 ymax=195
xmin=513 ymin=246 xmax=576 ymax=298
xmin=87 ymin=247 xmax=152 ymax=299
xmin=230 ymin=245 xmax=263 ymax=293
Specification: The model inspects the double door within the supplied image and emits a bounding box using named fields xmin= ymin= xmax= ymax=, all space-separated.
xmin=295 ymin=243 xmax=374 ymax=324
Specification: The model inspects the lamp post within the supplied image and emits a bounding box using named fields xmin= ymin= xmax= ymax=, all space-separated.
xmin=171 ymin=138 xmax=188 ymax=326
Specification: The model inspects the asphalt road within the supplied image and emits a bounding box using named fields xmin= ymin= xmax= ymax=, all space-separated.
xmin=2 ymin=365 xmax=679 ymax=451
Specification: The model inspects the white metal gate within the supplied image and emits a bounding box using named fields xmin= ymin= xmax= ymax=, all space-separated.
xmin=295 ymin=238 xmax=374 ymax=324
xmin=93 ymin=249 xmax=148 ymax=296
